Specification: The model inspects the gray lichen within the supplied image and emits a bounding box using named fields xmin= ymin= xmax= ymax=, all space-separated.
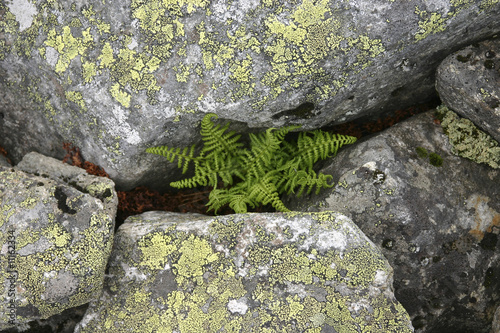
xmin=436 ymin=105 xmax=500 ymax=169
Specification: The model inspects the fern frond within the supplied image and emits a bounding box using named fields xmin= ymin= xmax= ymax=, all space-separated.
xmin=228 ymin=194 xmax=254 ymax=214
xmin=247 ymin=172 xmax=290 ymax=212
xmin=295 ymin=171 xmax=334 ymax=197
xmin=295 ymin=131 xmax=357 ymax=171
xmin=146 ymin=144 xmax=197 ymax=174
xmin=276 ymin=161 xmax=308 ymax=195
xmin=146 ymin=113 xmax=356 ymax=215
xmin=206 ymin=188 xmax=233 ymax=214
xmin=200 ymin=113 xmax=244 ymax=159
xmin=170 ymin=160 xmax=208 ymax=188
xmin=272 ymin=124 xmax=302 ymax=142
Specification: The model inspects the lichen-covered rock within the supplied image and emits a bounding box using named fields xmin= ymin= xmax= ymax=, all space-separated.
xmin=0 ymin=152 xmax=117 ymax=330
xmin=74 ymin=211 xmax=413 ymax=332
xmin=1 ymin=1 xmax=499 ymax=190
xmin=286 ymin=111 xmax=500 ymax=333
xmin=436 ymin=37 xmax=500 ymax=143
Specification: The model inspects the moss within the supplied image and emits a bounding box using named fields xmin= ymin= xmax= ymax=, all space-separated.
xmin=437 ymin=105 xmax=500 ymax=169
xmin=429 ymin=152 xmax=443 ymax=167
xmin=415 ymin=146 xmax=428 ymax=158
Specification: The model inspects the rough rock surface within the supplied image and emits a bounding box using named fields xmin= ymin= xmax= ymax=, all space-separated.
xmin=436 ymin=37 xmax=500 ymax=143
xmin=0 ymin=152 xmax=117 ymax=329
xmin=1 ymin=1 xmax=499 ymax=190
xmin=0 ymin=304 xmax=88 ymax=333
xmin=492 ymin=305 xmax=500 ymax=333
xmin=74 ymin=211 xmax=413 ymax=332
xmin=286 ymin=111 xmax=500 ymax=333
xmin=0 ymin=156 xmax=10 ymax=168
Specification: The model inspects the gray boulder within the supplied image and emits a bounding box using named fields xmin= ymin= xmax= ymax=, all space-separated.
xmin=1 ymin=1 xmax=499 ymax=190
xmin=0 ymin=152 xmax=117 ymax=330
xmin=74 ymin=211 xmax=413 ymax=332
xmin=436 ymin=37 xmax=500 ymax=142
xmin=286 ymin=111 xmax=500 ymax=333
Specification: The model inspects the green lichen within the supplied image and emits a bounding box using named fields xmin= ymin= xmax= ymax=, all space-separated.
xmin=110 ymin=83 xmax=131 ymax=108
xmin=414 ymin=7 xmax=447 ymax=41
xmin=44 ymin=26 xmax=94 ymax=73
xmin=480 ymin=0 xmax=500 ymax=10
xmin=436 ymin=105 xmax=500 ymax=168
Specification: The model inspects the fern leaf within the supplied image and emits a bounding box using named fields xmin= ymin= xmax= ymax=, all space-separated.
xmin=146 ymin=113 xmax=356 ymax=215
xmin=206 ymin=189 xmax=232 ymax=214
xmin=273 ymin=124 xmax=302 ymax=142
xmin=295 ymin=171 xmax=334 ymax=197
xmin=295 ymin=131 xmax=357 ymax=171
xmin=146 ymin=144 xmax=197 ymax=174
xmin=200 ymin=113 xmax=244 ymax=159
xmin=228 ymin=194 xmax=253 ymax=214
xmin=247 ymin=172 xmax=290 ymax=212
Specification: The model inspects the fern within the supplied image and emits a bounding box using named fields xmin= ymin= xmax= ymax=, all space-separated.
xmin=146 ymin=113 xmax=357 ymax=214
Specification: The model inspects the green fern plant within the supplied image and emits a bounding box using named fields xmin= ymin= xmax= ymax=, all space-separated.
xmin=146 ymin=113 xmax=357 ymax=214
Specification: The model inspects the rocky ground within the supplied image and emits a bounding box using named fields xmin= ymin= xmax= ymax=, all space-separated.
xmin=1 ymin=1 xmax=500 ymax=332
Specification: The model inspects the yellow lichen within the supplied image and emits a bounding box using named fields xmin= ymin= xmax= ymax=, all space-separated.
xmin=109 ymin=83 xmax=131 ymax=108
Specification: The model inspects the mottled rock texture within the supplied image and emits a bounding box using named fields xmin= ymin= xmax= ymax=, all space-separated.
xmin=436 ymin=37 xmax=500 ymax=143
xmin=286 ymin=111 xmax=500 ymax=333
xmin=0 ymin=152 xmax=117 ymax=329
xmin=74 ymin=211 xmax=413 ymax=332
xmin=1 ymin=0 xmax=499 ymax=190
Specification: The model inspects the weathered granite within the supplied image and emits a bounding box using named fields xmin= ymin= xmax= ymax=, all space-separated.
xmin=0 ymin=152 xmax=117 ymax=330
xmin=436 ymin=37 xmax=500 ymax=143
xmin=286 ymin=111 xmax=500 ymax=333
xmin=1 ymin=0 xmax=499 ymax=190
xmin=74 ymin=211 xmax=413 ymax=332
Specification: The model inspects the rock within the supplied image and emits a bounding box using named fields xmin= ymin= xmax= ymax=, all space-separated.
xmin=74 ymin=211 xmax=413 ymax=332
xmin=286 ymin=111 xmax=500 ymax=333
xmin=0 ymin=152 xmax=117 ymax=330
xmin=0 ymin=304 xmax=88 ymax=333
xmin=0 ymin=155 xmax=10 ymax=168
xmin=492 ymin=305 xmax=500 ymax=333
xmin=436 ymin=37 xmax=500 ymax=143
xmin=1 ymin=1 xmax=499 ymax=190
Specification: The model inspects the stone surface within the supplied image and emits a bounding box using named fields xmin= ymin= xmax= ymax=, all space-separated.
xmin=74 ymin=211 xmax=413 ymax=332
xmin=492 ymin=305 xmax=500 ymax=333
xmin=0 ymin=304 xmax=88 ymax=333
xmin=1 ymin=1 xmax=499 ymax=190
xmin=436 ymin=37 xmax=500 ymax=143
xmin=286 ymin=111 xmax=500 ymax=333
xmin=0 ymin=156 xmax=10 ymax=168
xmin=0 ymin=152 xmax=117 ymax=330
